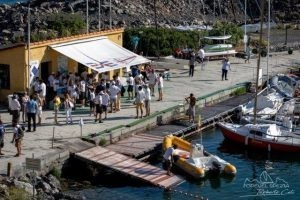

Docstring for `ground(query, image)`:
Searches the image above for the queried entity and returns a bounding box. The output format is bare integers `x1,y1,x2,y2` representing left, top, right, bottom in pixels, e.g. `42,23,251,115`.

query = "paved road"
1,51,300,175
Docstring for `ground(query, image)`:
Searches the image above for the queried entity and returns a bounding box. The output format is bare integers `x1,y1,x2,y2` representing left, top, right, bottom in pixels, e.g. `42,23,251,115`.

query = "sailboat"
218,0,300,153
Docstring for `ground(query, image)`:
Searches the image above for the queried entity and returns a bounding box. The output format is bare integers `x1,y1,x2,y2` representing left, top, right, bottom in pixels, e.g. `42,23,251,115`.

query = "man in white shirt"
163,145,177,175
94,91,103,123
148,69,157,96
157,74,164,101
39,79,46,108
79,77,86,107
108,81,120,113
100,90,110,120
10,95,21,124
198,47,206,70
126,73,134,100
144,84,151,116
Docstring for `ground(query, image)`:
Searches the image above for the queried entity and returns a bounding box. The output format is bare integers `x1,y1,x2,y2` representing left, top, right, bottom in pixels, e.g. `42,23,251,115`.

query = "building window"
0,64,10,89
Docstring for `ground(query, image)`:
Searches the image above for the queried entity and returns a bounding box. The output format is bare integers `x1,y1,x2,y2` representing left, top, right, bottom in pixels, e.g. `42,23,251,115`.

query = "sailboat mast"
244,0,247,52
253,0,266,124
267,0,271,94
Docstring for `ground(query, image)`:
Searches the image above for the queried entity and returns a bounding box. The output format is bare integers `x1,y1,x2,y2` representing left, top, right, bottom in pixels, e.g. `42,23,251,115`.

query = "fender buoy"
245,136,249,146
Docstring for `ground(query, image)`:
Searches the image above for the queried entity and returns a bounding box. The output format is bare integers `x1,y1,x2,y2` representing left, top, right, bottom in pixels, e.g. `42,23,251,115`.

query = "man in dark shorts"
94,92,103,123
127,73,134,100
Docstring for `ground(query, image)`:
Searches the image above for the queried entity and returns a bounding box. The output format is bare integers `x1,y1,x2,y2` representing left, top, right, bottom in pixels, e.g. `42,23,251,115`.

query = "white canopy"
50,36,150,73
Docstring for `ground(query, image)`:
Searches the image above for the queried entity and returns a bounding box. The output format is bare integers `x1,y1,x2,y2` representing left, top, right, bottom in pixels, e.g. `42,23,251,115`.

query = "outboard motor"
190,143,204,159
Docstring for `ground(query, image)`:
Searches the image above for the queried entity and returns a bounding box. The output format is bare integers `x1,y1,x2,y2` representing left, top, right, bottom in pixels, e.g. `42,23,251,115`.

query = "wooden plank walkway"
74,146,183,189
106,133,163,158
106,125,186,158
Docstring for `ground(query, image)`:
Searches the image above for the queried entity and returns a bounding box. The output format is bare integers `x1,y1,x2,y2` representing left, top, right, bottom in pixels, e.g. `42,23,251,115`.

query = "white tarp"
50,36,150,73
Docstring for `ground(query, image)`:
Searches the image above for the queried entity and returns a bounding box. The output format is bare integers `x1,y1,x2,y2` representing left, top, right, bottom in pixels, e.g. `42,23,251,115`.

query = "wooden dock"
74,146,184,189
106,133,163,158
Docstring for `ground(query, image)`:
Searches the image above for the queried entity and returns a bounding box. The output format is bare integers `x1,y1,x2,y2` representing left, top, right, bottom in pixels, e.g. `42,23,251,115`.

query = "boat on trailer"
203,35,237,58
163,135,236,178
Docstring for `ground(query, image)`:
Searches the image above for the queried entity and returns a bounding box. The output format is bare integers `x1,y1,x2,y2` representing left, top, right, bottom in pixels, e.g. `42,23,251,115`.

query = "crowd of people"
8,64,167,128
1,64,170,157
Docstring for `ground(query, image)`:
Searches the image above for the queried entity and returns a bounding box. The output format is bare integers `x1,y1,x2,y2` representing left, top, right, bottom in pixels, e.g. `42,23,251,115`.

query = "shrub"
99,138,107,146
124,22,243,57
232,87,246,96
50,167,61,179
47,12,85,37
8,187,31,200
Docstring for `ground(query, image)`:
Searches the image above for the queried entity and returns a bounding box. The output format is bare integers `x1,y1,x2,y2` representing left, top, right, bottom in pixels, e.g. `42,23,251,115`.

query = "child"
53,92,61,124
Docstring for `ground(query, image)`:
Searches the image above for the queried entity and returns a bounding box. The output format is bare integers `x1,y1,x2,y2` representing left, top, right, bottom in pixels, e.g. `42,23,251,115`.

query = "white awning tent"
50,36,150,73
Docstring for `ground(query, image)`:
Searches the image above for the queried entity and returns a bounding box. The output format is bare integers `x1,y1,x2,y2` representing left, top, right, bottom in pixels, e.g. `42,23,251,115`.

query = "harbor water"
67,128,299,200
1,0,27,5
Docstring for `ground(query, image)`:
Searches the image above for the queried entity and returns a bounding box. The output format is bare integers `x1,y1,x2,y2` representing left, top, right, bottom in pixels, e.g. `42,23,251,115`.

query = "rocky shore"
0,173,85,200
0,0,299,46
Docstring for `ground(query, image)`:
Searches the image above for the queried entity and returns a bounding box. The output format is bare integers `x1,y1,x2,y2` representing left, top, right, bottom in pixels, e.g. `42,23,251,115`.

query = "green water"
70,128,299,200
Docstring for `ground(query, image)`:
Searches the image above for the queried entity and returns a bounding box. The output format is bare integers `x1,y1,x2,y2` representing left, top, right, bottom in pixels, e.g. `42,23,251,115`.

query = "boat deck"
74,146,184,189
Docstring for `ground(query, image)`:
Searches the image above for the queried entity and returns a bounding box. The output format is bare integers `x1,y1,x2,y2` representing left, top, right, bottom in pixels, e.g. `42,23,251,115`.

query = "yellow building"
0,28,149,102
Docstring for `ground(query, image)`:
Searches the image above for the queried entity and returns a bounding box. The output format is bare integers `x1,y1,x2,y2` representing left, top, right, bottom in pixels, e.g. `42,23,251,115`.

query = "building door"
40,62,50,83
78,63,86,76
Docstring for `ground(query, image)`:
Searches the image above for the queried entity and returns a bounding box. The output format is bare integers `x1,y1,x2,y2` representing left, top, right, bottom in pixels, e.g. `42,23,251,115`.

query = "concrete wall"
0,45,26,100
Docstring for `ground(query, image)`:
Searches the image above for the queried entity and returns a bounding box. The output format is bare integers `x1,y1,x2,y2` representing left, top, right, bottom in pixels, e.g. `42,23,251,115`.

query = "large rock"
0,184,9,198
14,180,36,196
46,174,61,190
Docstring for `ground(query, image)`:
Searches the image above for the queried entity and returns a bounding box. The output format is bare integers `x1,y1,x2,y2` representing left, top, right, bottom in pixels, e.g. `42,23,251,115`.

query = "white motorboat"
163,135,236,178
